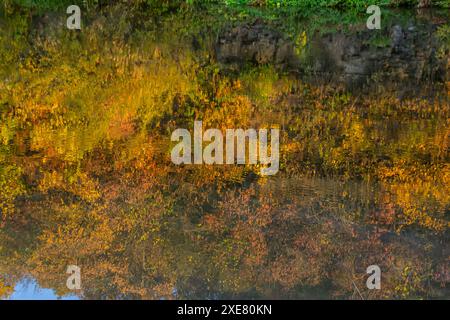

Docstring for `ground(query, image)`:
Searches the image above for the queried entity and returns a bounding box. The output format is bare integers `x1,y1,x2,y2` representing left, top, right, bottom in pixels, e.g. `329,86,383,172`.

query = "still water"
0,4,448,299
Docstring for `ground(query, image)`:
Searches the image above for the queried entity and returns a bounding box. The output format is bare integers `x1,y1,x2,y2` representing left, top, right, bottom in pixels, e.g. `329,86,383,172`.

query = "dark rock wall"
215,20,448,92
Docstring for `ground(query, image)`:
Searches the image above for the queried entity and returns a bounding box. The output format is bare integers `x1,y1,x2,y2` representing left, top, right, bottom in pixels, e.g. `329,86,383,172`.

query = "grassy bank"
4,0,450,12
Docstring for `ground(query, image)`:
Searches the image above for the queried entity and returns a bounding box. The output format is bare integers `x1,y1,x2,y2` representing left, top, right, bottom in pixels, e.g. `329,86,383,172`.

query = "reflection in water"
0,3,448,300
7,279,78,300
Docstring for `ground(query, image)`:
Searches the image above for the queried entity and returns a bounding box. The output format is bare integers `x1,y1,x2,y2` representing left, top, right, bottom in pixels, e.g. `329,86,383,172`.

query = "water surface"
0,4,448,300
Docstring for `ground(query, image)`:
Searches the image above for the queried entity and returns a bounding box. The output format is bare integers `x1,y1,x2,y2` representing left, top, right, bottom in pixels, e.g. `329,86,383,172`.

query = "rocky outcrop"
215,20,448,92
215,20,297,69
308,23,448,89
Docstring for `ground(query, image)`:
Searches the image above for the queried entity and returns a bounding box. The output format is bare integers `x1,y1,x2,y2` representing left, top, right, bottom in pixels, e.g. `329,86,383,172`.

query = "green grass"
4,0,450,11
